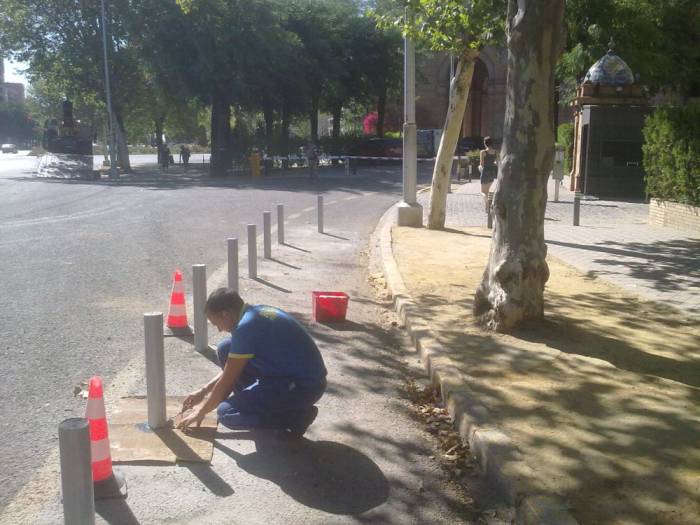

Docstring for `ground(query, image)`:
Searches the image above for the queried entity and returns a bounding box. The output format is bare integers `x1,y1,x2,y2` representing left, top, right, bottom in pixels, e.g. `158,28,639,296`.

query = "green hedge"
557,122,574,175
643,103,700,206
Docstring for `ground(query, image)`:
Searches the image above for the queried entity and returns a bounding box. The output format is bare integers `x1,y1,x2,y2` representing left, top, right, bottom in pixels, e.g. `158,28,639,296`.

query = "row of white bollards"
59,195,327,523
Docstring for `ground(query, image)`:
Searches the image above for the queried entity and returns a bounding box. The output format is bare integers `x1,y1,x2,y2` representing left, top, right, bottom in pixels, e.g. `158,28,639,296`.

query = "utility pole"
100,0,118,178
397,10,422,227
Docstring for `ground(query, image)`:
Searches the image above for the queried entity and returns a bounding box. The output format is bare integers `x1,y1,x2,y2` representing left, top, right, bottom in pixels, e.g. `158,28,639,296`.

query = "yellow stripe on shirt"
228,353,254,359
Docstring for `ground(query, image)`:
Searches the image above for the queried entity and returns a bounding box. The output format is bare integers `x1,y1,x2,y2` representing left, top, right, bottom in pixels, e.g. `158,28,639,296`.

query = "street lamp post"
100,0,118,178
397,16,422,227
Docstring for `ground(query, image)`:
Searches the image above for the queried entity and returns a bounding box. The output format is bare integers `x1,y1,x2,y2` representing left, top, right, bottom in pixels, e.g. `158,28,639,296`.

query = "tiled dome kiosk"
569,43,649,198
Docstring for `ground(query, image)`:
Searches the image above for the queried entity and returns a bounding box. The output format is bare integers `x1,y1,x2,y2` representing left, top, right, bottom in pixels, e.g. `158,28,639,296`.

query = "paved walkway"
417,176,700,317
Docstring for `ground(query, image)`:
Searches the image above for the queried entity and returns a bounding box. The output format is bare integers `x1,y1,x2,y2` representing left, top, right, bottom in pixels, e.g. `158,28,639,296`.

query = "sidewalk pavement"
377,177,700,524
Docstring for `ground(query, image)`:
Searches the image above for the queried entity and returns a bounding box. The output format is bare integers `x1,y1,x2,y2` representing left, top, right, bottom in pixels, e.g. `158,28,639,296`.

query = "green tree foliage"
557,122,574,174
0,101,37,144
559,0,700,101
643,103,700,206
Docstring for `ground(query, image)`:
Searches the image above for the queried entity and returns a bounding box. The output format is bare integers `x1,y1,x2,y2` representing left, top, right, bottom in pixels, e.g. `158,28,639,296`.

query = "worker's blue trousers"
215,337,326,430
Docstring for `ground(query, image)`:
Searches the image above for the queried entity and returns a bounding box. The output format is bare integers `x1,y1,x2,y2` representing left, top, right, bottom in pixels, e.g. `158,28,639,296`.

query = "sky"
3,59,28,85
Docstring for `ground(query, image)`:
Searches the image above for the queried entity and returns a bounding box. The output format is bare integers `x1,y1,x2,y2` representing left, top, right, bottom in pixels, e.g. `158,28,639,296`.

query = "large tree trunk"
281,96,290,169
473,0,565,332
154,115,165,166
263,95,274,141
331,101,342,139
309,92,319,142
114,112,131,173
210,91,231,176
376,81,387,138
427,51,478,229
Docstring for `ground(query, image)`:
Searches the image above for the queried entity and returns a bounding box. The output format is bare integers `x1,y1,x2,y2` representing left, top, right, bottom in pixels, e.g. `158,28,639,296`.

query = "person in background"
479,136,498,213
179,144,191,171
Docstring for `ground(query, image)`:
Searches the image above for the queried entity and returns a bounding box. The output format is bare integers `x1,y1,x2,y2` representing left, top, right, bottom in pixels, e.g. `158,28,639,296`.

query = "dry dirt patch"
392,226,700,525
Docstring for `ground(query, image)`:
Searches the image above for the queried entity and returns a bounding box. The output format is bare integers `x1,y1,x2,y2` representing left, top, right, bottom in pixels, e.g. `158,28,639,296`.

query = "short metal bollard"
247,224,257,278
487,192,494,229
344,157,350,176
59,418,95,525
144,312,167,429
263,212,272,259
276,204,284,244
573,192,581,226
228,238,238,292
317,195,324,233
192,264,207,352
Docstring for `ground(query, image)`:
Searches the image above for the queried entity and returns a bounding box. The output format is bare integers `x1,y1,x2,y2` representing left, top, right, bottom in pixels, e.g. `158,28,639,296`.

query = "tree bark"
331,101,342,139
154,115,165,166
376,82,387,138
427,51,478,229
263,95,274,141
281,96,290,169
114,112,131,173
210,91,231,176
309,92,319,142
473,0,565,332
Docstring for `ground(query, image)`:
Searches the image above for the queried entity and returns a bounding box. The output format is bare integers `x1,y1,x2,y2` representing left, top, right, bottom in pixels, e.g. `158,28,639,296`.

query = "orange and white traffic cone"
86,376,127,499
165,270,193,336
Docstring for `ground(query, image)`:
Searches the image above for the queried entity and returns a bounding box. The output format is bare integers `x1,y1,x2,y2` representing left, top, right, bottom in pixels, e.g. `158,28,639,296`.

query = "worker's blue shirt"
226,305,326,386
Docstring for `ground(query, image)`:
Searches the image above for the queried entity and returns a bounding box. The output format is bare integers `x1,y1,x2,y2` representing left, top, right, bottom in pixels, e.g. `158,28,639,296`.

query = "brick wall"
649,199,700,233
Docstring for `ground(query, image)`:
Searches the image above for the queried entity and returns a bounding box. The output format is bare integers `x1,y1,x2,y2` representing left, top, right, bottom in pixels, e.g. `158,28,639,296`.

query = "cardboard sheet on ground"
109,396,217,464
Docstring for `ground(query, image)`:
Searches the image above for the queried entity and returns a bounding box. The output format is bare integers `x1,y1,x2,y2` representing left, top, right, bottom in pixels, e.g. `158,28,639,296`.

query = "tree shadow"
214,433,389,515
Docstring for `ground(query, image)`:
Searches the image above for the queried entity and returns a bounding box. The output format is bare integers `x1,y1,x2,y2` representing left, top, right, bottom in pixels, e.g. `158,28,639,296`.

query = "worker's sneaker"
283,406,318,439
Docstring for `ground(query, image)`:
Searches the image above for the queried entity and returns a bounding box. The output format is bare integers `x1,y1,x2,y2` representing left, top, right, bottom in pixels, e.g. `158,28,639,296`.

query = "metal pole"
317,195,324,233
263,212,272,258
99,0,117,179
573,192,581,226
344,157,350,176
144,312,167,429
247,224,257,279
59,418,95,525
487,192,494,229
397,9,422,227
192,265,207,352
227,238,239,292
554,179,560,202
276,204,284,244
403,26,417,203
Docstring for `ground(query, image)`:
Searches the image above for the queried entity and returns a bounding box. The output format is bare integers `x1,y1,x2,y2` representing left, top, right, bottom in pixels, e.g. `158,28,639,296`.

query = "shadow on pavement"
214,433,389,515
96,498,141,525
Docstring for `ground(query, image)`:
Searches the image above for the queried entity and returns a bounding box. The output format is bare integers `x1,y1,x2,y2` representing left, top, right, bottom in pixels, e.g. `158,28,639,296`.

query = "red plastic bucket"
312,291,349,322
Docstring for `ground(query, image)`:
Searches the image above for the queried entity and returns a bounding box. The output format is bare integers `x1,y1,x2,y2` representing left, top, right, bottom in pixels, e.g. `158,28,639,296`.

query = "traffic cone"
165,270,193,336
85,376,127,499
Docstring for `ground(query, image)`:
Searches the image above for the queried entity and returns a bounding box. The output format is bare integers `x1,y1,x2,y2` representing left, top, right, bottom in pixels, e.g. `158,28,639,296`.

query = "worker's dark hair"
483,136,493,148
205,288,244,315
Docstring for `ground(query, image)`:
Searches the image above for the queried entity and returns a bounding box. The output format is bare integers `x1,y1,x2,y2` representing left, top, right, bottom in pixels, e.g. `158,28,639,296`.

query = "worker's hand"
182,388,206,412
176,406,205,431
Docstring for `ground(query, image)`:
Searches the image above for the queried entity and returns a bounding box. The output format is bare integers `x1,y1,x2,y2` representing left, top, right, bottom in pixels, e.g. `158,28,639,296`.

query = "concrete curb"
372,203,579,525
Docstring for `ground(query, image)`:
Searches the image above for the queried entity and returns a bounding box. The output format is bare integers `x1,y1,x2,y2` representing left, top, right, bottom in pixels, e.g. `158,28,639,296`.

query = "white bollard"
247,224,257,279
276,204,284,244
144,312,167,429
59,418,95,525
228,238,239,292
263,211,272,259
554,180,560,203
317,195,324,233
193,264,207,352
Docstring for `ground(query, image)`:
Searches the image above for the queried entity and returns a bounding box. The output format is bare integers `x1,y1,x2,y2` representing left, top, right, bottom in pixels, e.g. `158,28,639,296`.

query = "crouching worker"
176,288,326,438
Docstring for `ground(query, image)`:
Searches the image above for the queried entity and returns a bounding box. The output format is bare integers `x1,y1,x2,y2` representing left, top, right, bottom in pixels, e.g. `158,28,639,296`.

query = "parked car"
1,144,19,153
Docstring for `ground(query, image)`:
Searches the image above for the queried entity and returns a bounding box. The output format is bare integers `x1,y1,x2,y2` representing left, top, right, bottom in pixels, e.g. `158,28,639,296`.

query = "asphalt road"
0,155,454,519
